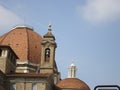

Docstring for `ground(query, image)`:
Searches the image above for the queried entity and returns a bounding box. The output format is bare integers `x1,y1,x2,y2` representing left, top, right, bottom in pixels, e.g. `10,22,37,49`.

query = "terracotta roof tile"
0,26,42,64
56,78,90,90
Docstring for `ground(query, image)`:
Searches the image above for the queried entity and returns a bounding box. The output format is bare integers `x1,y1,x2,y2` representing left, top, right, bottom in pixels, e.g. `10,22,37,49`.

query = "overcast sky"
0,0,120,89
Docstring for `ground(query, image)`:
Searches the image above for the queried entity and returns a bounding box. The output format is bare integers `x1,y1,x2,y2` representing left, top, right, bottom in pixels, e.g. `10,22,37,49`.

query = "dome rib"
25,29,30,60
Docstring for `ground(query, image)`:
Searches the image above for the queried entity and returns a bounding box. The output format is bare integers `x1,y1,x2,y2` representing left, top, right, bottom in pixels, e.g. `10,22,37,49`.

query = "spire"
43,24,55,40
68,61,77,78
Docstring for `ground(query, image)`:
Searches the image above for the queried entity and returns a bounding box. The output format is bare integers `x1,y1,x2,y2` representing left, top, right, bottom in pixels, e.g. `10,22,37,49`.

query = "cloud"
0,5,23,33
77,0,120,23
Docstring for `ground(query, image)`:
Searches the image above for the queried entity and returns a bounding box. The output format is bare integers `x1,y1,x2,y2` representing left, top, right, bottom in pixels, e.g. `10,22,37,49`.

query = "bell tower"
40,24,57,73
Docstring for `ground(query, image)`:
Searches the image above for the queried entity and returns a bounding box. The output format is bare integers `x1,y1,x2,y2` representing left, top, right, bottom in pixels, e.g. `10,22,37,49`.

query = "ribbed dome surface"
0,26,42,64
56,78,90,90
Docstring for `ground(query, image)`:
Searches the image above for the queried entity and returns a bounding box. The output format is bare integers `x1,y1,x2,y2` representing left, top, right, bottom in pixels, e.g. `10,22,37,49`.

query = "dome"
0,26,42,64
56,78,90,90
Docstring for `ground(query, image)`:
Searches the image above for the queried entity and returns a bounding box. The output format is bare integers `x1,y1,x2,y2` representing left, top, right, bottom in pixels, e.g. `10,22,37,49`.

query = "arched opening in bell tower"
45,48,50,62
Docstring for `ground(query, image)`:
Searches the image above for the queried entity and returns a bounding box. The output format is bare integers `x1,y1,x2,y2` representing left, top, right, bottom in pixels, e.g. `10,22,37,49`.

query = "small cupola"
68,62,77,78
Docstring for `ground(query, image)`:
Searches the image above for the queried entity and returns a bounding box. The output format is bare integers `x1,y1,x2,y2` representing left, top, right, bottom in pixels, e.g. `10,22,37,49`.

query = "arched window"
45,48,50,62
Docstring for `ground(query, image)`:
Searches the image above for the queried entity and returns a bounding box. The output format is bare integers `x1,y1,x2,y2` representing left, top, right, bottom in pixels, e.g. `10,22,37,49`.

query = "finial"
48,23,52,31
70,60,75,66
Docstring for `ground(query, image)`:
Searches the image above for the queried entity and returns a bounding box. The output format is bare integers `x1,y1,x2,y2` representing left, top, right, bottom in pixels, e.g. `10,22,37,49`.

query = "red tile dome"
56,78,90,90
0,26,42,64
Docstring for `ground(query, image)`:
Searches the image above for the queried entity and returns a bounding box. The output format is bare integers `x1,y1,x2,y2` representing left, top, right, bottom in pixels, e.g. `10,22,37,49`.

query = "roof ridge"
25,29,30,60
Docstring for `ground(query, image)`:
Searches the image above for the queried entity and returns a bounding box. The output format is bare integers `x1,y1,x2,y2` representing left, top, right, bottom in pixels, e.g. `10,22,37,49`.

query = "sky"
0,0,120,89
